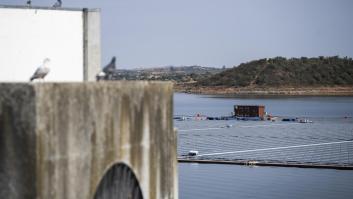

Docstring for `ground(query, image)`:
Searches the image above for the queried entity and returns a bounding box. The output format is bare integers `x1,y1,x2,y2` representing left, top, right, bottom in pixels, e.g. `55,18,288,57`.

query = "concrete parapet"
0,82,177,199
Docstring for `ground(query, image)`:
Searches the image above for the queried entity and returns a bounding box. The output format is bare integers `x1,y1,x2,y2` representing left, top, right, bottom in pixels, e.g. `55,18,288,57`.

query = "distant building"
234,105,265,120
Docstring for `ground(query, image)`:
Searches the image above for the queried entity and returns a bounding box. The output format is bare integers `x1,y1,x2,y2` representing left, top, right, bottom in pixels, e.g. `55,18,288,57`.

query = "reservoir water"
175,93,353,199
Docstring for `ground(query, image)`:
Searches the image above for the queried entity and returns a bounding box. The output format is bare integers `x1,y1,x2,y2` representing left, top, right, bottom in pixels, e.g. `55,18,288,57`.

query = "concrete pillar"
0,82,177,199
83,9,102,81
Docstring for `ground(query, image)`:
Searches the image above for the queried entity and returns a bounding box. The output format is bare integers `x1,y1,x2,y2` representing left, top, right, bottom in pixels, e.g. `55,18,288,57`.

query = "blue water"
174,93,353,118
175,93,353,199
179,163,353,199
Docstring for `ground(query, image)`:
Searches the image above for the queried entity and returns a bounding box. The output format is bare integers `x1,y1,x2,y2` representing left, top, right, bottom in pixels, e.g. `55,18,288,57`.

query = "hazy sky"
3,0,353,68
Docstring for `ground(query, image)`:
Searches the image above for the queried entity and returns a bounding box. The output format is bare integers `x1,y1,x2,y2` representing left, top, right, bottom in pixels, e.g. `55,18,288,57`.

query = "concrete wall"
0,82,177,199
0,6,101,82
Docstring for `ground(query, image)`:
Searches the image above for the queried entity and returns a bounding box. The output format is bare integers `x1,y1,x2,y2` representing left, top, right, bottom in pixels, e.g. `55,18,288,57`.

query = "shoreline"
174,84,353,96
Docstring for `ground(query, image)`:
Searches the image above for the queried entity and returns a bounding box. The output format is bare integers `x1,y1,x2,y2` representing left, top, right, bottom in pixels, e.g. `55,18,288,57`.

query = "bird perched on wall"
103,56,116,74
26,0,31,7
101,57,117,80
30,58,51,82
53,0,62,8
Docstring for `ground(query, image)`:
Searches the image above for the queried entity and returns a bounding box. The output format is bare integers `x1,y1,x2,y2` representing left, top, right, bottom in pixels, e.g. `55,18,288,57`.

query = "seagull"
26,0,31,7
53,0,62,8
30,58,51,82
103,56,116,74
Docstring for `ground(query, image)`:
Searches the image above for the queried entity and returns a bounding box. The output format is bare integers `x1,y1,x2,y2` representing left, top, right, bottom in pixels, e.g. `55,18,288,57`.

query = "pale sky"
3,0,353,68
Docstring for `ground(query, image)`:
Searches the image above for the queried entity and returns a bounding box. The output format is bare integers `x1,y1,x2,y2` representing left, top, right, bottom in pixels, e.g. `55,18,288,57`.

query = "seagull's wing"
31,67,41,79
30,66,50,81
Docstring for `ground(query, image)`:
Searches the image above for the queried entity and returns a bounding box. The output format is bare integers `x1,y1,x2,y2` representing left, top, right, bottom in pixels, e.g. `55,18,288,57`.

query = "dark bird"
26,0,31,6
53,0,62,8
30,58,51,82
103,56,116,74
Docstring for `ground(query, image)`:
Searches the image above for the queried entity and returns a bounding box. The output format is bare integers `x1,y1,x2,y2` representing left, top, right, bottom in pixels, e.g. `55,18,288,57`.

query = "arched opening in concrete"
94,163,143,199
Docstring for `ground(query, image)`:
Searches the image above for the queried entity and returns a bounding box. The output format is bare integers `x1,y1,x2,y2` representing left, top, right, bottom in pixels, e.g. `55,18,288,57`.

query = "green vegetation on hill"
197,56,353,87
113,65,223,82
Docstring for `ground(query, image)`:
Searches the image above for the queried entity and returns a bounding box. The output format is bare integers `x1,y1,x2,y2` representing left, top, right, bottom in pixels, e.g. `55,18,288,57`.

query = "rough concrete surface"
83,9,101,81
0,82,177,199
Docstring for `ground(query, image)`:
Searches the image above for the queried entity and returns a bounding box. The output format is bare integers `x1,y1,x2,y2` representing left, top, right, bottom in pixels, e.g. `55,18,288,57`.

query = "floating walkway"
178,122,302,132
195,140,353,157
179,140,353,170
178,159,353,170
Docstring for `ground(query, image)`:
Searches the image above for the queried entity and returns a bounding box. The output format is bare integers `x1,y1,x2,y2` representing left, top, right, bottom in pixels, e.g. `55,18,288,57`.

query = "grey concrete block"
0,82,177,199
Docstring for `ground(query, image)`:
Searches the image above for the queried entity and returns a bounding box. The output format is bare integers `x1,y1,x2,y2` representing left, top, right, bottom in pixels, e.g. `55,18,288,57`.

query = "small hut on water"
234,105,265,120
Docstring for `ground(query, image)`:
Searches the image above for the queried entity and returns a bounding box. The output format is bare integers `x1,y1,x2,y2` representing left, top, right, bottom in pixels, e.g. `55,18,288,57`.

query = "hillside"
110,65,223,82
197,56,353,87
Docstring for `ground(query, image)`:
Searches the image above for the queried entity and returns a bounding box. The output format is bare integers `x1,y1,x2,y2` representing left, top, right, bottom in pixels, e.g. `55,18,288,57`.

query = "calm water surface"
175,93,353,118
179,163,353,199
175,93,353,199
